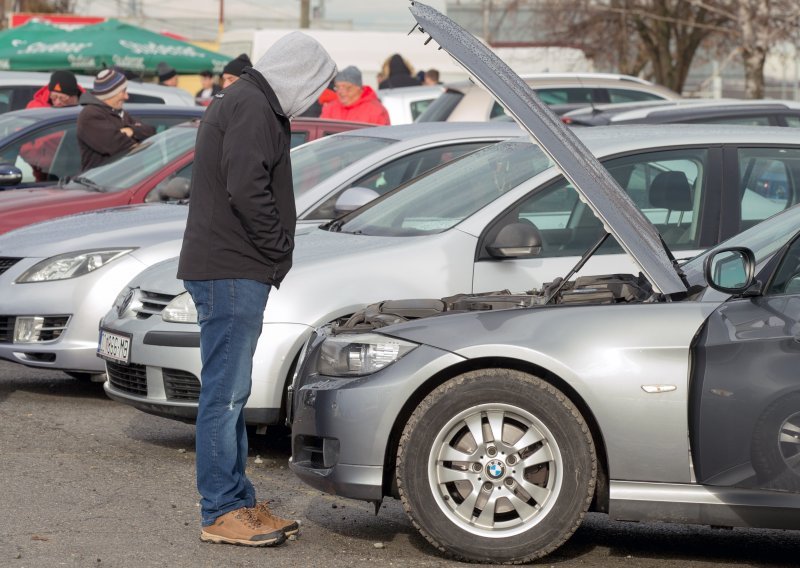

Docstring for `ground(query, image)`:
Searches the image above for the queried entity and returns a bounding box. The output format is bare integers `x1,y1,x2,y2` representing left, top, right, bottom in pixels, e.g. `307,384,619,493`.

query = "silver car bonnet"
0,204,188,258
408,1,688,296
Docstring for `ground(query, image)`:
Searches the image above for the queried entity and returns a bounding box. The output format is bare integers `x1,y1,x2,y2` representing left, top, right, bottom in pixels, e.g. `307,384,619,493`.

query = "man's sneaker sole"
200,529,286,547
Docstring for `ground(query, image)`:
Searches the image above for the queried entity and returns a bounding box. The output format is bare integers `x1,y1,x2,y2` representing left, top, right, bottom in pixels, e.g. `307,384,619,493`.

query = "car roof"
329,121,522,142
440,74,679,97
0,71,197,105
0,104,204,120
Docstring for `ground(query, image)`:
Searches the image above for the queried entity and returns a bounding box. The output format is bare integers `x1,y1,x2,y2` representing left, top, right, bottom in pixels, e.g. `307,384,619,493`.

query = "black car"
561,99,800,127
0,104,204,190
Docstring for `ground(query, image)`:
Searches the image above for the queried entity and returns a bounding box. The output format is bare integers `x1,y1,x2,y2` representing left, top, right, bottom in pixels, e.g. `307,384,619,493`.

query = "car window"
0,122,79,183
766,234,800,295
607,89,665,103
410,98,435,120
304,142,489,220
126,93,164,104
535,88,595,106
63,126,198,192
689,115,771,126
0,86,38,113
415,90,464,122
738,147,800,231
140,115,195,134
783,115,800,127
290,135,396,197
485,148,708,258
291,131,309,147
335,140,553,236
0,114,37,138
145,162,193,203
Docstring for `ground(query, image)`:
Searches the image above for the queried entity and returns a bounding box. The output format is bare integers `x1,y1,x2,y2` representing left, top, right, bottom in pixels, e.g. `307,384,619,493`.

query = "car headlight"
317,332,418,377
16,249,134,283
162,292,198,323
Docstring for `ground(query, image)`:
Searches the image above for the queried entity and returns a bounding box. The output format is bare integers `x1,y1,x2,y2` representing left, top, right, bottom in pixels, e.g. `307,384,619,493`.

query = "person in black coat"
378,53,421,89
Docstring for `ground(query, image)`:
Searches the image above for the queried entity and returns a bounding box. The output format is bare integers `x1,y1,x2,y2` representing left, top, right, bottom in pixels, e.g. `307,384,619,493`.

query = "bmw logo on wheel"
486,460,505,479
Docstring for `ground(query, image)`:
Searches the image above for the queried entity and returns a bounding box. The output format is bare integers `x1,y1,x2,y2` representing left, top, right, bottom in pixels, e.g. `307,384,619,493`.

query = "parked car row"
0,7,799,564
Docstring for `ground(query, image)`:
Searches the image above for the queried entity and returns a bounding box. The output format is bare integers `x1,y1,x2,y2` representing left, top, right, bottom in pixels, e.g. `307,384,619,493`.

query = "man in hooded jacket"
177,31,336,547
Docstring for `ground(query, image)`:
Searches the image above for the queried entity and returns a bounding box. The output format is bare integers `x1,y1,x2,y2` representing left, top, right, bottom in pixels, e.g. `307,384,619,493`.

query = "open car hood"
408,1,687,296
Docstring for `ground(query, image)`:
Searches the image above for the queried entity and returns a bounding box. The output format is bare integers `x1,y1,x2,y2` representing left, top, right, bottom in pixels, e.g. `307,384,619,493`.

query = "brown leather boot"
254,500,300,536
200,507,286,546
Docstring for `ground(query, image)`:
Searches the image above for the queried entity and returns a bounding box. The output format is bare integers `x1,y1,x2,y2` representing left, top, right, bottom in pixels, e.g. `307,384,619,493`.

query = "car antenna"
577,75,600,116
544,232,610,304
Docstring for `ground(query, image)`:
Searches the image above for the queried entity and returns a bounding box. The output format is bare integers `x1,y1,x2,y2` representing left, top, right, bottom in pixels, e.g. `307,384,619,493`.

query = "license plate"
97,329,132,364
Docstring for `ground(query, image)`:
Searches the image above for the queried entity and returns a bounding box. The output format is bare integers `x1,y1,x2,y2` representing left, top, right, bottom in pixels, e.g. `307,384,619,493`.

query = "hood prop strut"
544,232,610,304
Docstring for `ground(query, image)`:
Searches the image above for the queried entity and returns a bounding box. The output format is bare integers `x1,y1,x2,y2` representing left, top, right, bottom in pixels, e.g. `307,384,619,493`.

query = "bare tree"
690,1,800,98
542,1,728,93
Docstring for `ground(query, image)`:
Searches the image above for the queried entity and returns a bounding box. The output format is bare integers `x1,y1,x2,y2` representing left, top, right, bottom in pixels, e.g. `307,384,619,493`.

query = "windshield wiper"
71,175,104,192
325,218,345,232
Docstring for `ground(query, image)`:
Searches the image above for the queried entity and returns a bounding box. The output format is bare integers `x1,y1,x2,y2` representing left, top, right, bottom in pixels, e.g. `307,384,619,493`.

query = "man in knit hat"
76,68,156,172
178,31,336,547
320,65,390,125
220,53,252,88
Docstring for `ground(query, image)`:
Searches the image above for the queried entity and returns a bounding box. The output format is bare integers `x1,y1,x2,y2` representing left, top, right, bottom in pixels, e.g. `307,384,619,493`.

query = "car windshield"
332,140,553,236
63,125,197,192
291,134,396,197
682,204,800,287
0,114,37,139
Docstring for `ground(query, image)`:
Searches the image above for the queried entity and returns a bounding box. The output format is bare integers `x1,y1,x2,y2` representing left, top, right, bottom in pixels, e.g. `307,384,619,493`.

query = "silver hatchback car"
287,3,800,564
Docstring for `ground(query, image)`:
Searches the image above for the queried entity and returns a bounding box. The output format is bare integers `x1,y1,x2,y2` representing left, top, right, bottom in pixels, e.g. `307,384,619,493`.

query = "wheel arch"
382,356,610,513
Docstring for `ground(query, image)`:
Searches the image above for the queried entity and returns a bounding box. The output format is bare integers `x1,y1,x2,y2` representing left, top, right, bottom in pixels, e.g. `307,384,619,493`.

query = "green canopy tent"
0,19,229,75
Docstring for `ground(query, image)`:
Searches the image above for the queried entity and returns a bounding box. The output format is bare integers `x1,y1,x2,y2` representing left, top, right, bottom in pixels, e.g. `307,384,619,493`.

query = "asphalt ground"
1,359,799,568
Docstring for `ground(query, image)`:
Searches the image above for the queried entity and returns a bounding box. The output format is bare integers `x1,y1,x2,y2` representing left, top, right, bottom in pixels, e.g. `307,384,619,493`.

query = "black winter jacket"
76,93,155,171
177,68,296,287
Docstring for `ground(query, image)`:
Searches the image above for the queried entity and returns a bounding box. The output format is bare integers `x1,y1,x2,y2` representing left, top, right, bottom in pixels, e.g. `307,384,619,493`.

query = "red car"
0,118,370,234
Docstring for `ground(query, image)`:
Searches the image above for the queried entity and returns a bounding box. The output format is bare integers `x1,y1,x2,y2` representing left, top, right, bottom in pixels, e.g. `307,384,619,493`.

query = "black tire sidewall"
397,370,596,563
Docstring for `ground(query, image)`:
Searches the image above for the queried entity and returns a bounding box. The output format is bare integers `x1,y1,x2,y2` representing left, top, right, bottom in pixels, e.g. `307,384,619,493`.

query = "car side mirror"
486,222,543,259
334,186,380,215
704,247,757,295
0,163,23,187
159,177,190,201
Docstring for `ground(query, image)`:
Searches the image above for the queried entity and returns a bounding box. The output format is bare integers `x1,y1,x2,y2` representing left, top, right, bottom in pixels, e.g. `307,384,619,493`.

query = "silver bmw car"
286,2,800,563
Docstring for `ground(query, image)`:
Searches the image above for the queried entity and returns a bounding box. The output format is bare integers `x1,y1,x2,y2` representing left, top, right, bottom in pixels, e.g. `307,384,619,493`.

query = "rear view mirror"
487,222,543,259
334,186,380,215
704,247,757,294
159,177,190,201
0,163,23,187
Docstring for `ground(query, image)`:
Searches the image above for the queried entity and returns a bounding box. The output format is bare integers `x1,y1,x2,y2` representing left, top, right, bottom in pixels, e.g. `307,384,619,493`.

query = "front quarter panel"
385,301,719,482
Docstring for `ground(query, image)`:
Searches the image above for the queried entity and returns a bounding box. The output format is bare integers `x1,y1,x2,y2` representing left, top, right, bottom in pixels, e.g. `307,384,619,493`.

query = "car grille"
164,368,201,401
106,361,147,396
134,290,178,319
0,257,22,277
0,315,70,343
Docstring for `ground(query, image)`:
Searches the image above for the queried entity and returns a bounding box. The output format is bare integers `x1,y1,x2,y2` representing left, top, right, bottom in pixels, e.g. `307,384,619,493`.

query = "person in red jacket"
20,71,85,181
320,65,390,125
26,70,83,109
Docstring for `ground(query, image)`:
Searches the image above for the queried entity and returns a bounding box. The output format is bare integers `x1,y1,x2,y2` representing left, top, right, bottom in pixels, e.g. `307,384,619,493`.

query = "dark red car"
0,118,370,234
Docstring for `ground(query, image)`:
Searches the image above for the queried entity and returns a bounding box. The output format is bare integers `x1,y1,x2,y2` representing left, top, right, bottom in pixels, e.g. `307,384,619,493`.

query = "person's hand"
120,127,134,137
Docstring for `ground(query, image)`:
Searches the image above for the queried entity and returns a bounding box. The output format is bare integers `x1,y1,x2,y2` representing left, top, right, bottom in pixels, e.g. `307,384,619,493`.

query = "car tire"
751,392,800,491
396,369,596,563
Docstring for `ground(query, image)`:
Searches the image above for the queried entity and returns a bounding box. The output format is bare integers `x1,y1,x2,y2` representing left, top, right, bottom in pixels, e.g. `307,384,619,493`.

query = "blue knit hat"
93,68,127,100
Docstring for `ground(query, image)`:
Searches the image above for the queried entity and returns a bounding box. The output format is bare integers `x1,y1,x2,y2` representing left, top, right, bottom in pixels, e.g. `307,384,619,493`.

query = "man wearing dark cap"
26,70,83,109
156,62,179,87
221,53,252,89
320,65,390,125
76,68,156,172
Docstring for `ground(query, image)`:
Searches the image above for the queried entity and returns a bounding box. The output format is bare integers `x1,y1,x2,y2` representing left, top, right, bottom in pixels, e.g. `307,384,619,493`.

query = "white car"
377,85,443,124
0,70,196,113
417,72,681,121
99,124,800,426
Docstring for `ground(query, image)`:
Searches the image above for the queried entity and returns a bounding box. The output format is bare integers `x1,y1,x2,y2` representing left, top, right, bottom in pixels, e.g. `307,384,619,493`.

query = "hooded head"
252,31,336,119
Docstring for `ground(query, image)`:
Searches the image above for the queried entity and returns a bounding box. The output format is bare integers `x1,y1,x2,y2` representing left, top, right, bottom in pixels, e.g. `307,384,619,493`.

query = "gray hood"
408,1,688,297
252,31,337,119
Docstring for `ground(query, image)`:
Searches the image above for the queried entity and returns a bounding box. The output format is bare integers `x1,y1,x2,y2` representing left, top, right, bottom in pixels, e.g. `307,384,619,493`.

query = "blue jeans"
184,279,271,526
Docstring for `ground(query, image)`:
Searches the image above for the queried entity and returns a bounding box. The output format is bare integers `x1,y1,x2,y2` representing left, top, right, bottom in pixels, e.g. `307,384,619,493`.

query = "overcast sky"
75,0,448,32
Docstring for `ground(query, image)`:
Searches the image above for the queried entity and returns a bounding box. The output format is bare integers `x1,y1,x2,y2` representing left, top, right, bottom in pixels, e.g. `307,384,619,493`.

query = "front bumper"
0,254,147,373
289,329,465,501
100,310,315,426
